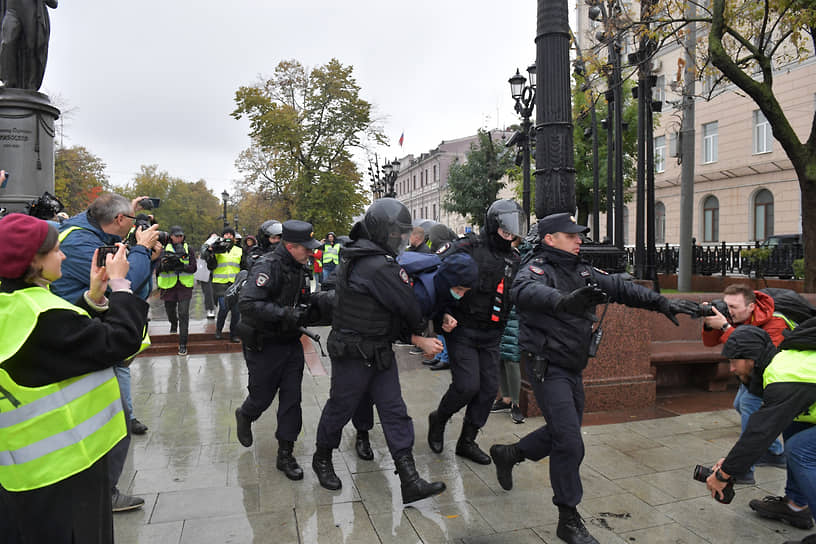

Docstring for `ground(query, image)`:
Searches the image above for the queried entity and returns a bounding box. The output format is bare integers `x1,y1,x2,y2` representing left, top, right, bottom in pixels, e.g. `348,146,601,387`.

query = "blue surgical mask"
449,288,463,300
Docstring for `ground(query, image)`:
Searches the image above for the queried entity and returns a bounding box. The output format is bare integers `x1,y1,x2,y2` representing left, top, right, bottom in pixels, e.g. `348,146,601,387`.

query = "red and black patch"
255,273,269,287
435,242,451,255
399,268,410,284
529,265,545,275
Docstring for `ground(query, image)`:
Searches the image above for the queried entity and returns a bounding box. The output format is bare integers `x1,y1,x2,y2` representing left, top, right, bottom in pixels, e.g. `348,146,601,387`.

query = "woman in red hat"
0,213,148,544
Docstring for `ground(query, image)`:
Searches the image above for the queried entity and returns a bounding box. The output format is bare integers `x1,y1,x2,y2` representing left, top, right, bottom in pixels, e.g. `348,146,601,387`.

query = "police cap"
538,213,589,236
282,220,321,249
169,225,184,236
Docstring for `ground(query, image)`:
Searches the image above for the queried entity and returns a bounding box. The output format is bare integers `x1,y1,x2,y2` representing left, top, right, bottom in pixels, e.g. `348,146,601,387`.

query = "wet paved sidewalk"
114,296,814,543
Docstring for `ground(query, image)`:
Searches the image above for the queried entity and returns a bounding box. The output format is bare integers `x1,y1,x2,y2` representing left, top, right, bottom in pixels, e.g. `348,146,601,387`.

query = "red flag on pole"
399,131,404,148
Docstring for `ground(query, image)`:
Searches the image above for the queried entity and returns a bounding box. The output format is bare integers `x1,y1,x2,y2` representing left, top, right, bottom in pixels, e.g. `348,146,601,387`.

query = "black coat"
510,244,667,373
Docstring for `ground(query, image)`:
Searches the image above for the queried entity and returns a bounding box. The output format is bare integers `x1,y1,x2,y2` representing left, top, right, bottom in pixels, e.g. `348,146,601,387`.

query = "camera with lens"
200,234,233,254
27,191,64,220
137,197,161,210
124,213,169,248
692,464,735,504
695,299,731,321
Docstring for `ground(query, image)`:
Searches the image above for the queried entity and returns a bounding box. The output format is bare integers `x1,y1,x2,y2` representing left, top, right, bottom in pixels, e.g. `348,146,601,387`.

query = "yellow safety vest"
773,311,797,331
212,246,243,284
0,287,127,492
763,349,816,424
322,243,340,266
157,243,194,289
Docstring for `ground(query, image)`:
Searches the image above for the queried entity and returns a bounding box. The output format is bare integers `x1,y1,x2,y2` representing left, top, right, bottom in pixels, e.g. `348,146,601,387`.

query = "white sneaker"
207,310,216,318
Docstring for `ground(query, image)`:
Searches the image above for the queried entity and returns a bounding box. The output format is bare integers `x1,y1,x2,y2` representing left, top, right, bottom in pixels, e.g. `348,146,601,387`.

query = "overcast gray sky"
42,1,541,196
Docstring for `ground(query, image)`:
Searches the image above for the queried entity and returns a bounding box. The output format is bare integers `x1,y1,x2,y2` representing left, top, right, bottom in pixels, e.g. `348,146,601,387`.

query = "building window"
623,206,629,245
655,201,666,244
753,110,773,154
433,165,438,182
425,169,429,186
703,121,718,163
413,175,416,190
412,209,416,219
703,195,719,242
654,135,666,173
654,75,665,105
433,203,437,220
754,189,774,241
669,132,678,158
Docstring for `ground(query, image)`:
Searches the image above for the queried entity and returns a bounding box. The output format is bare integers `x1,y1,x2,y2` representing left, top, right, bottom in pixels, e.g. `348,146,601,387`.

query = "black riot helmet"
364,198,413,255
484,199,526,239
257,220,282,249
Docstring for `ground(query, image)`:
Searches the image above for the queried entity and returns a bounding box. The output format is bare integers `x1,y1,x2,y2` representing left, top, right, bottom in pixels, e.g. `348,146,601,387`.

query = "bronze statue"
0,0,57,90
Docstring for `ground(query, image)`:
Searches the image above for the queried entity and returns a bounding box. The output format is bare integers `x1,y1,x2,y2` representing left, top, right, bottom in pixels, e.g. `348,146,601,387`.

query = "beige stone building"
575,4,813,247
392,129,515,235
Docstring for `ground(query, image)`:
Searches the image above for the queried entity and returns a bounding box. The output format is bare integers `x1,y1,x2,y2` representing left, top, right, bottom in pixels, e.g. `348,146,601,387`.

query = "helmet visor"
387,230,411,255
495,210,527,239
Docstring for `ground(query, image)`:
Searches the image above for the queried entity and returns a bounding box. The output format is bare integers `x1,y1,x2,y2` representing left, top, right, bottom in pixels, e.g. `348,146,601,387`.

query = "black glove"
282,307,308,330
658,298,699,326
556,286,607,321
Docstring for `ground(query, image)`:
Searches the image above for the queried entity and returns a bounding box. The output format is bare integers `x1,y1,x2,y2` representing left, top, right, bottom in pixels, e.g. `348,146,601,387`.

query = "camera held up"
124,213,169,248
200,233,233,254
692,465,735,504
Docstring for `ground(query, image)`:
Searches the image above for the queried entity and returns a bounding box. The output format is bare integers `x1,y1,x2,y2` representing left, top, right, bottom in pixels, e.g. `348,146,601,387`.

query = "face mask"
449,288,463,300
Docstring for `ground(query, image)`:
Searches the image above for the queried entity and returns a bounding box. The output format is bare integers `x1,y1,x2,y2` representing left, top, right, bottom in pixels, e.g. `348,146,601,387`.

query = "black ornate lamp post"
221,190,229,228
368,158,385,200
381,158,401,199
234,214,239,234
509,63,536,227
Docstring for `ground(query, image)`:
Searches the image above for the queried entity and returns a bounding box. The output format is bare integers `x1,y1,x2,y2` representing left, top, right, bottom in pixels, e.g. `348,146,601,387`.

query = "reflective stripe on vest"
58,225,92,244
763,349,816,424
212,246,243,283
322,244,339,266
773,311,798,331
0,287,126,491
157,243,194,289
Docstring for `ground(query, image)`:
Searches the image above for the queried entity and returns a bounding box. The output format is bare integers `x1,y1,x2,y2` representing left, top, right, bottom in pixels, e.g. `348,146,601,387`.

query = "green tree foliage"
54,146,110,215
232,58,382,236
572,75,639,229
443,130,516,228
120,165,223,247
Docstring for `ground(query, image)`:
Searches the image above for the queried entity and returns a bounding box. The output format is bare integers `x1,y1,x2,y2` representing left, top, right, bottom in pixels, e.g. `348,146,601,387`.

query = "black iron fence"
621,240,803,278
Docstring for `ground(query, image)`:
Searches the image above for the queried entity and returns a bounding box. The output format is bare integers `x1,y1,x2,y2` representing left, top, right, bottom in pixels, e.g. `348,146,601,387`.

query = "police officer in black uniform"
244,219,282,267
489,213,697,544
427,199,524,465
312,198,447,504
234,220,331,481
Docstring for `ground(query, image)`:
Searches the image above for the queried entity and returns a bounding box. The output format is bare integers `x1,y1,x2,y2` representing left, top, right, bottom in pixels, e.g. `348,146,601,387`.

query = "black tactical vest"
332,255,399,341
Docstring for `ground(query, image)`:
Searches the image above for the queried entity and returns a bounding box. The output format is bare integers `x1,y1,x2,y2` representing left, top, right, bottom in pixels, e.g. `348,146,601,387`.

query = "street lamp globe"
391,158,401,174
381,162,392,176
526,62,537,89
508,69,526,101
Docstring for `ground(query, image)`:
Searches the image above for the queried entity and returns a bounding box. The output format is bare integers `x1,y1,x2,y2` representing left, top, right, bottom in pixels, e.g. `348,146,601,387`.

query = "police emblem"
256,273,269,287
399,268,410,284
435,242,450,254
529,265,545,275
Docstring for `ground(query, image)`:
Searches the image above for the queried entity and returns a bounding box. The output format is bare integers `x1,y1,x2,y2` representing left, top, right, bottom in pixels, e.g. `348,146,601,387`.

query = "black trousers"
164,298,191,344
239,338,304,442
1,455,113,544
436,326,501,428
517,363,586,508
316,354,413,458
352,392,375,432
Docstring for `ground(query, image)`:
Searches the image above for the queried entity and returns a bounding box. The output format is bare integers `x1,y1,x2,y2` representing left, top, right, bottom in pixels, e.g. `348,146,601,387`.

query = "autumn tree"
443,130,517,228
232,58,383,236
54,146,110,215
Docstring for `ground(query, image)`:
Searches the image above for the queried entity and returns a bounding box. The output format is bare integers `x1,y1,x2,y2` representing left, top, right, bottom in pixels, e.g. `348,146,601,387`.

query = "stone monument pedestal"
0,88,60,214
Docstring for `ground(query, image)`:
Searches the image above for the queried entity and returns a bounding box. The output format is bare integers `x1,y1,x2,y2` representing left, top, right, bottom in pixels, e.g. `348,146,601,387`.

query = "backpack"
224,269,249,309
760,288,816,327
397,252,441,315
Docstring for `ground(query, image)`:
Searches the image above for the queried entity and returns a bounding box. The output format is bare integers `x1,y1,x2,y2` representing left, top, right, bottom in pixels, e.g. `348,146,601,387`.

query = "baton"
299,327,326,357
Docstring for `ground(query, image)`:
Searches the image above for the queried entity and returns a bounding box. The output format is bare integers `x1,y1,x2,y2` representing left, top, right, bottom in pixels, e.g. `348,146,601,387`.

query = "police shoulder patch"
435,242,450,254
255,273,269,287
529,265,545,275
399,268,410,284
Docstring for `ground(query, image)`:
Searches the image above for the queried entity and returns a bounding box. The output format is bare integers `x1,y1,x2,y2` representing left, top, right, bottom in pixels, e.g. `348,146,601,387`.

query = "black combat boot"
393,453,446,504
489,443,525,490
355,430,374,461
556,505,599,544
427,410,448,453
276,440,304,481
234,407,253,447
455,421,491,464
312,445,342,490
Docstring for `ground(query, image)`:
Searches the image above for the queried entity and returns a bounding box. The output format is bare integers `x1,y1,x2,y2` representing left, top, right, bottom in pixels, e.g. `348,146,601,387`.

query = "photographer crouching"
706,323,816,544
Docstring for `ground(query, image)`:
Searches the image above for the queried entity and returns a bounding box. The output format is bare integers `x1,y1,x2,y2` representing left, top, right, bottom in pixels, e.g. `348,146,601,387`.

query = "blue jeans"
436,335,448,363
115,365,133,418
734,384,783,474
783,422,816,510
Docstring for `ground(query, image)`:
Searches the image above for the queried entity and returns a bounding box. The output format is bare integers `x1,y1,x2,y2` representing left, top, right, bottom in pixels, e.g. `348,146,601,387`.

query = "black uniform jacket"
334,239,423,343
238,243,305,341
1,278,149,388
722,321,816,476
510,244,666,373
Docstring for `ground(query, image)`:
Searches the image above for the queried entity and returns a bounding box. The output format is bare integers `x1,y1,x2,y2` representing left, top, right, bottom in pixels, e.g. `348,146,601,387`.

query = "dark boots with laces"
312,445,342,490
489,442,525,490
276,440,303,481
455,421,491,464
394,453,446,504
557,505,599,544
